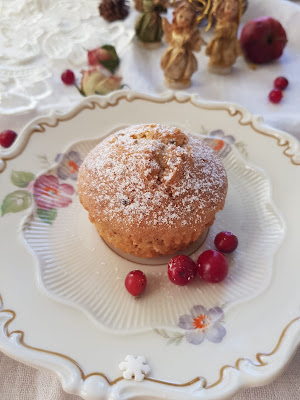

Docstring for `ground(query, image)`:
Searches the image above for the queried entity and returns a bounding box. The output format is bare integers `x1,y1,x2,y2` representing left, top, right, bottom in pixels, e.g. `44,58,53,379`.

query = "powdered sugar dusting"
78,124,227,230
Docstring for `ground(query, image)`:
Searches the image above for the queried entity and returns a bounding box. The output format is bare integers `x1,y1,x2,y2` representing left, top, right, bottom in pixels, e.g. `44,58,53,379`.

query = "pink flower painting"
33,175,75,210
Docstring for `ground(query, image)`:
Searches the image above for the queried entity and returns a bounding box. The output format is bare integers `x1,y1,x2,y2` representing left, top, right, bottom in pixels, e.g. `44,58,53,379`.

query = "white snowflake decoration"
119,355,150,382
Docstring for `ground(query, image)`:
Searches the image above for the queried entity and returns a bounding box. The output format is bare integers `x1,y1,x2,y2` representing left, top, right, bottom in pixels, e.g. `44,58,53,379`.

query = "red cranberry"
125,270,147,297
168,255,197,286
0,130,17,148
197,250,228,283
214,231,238,253
61,69,75,85
269,89,283,104
274,76,288,90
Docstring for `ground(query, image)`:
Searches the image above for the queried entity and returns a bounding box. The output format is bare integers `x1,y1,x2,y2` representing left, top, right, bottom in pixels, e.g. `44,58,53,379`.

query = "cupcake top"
78,124,227,234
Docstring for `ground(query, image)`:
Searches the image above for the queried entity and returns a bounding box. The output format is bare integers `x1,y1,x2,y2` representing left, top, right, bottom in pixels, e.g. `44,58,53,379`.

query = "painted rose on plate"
1,151,78,225
33,175,74,210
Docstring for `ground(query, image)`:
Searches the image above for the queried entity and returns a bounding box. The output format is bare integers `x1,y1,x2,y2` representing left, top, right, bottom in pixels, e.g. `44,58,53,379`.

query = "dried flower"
87,45,120,74
81,67,122,96
88,48,113,66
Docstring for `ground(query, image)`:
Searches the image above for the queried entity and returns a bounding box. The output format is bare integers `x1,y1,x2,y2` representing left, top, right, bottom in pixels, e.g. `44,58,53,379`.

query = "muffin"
78,124,228,258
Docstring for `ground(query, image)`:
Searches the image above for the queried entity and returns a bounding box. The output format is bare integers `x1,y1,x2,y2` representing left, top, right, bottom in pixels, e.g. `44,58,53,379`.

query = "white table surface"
1,0,300,399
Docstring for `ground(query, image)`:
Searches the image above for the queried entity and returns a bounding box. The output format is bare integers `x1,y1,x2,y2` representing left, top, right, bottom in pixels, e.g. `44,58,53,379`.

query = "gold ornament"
188,0,247,31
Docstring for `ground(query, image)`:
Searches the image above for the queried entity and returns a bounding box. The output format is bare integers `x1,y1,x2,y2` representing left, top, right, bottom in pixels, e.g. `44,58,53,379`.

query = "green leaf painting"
1,190,32,216
36,208,57,224
11,170,35,188
153,328,184,345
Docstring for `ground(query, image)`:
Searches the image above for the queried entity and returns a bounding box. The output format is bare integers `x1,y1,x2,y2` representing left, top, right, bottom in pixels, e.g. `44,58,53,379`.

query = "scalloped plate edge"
0,90,299,174
0,294,300,400
1,90,300,400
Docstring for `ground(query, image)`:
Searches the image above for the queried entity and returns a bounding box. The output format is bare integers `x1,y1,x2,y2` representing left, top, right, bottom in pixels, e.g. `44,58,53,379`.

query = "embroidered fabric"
0,0,134,114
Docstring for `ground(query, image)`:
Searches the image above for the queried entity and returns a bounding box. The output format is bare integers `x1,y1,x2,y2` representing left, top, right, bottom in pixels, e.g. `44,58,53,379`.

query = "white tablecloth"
1,0,300,399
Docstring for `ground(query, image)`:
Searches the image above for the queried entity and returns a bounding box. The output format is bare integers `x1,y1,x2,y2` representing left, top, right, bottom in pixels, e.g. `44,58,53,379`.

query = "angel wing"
162,18,173,43
190,30,206,52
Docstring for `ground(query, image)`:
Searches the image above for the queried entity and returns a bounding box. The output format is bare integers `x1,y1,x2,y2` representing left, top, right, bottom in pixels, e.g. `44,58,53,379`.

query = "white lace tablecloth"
1,0,300,399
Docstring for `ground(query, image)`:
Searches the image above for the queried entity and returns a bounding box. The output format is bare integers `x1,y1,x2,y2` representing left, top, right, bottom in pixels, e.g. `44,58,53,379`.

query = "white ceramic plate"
0,91,300,400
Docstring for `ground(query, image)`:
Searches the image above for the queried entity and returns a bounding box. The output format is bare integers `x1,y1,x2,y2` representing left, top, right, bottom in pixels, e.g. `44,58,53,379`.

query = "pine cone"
99,0,129,22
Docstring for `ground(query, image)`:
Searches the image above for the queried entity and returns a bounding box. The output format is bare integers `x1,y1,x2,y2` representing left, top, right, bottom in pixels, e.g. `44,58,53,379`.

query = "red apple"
240,17,287,64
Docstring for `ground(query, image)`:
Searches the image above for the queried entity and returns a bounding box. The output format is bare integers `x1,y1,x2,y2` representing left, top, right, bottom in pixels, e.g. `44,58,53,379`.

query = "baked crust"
78,124,228,257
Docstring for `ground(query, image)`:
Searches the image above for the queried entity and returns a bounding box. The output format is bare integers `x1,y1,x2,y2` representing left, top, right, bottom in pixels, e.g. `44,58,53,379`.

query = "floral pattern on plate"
55,151,82,180
1,150,81,224
154,305,226,346
179,305,226,345
201,129,248,159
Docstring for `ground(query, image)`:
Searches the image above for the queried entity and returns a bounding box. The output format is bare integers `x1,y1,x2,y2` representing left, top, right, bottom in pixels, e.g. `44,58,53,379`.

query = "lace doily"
0,0,134,114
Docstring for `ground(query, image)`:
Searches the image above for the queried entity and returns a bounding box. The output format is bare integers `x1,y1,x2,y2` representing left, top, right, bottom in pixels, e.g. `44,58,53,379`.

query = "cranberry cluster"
168,231,238,286
269,76,289,104
125,231,238,297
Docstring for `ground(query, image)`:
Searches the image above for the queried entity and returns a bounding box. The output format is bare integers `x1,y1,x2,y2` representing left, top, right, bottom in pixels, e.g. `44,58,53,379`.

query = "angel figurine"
161,2,204,89
205,0,242,74
135,0,169,48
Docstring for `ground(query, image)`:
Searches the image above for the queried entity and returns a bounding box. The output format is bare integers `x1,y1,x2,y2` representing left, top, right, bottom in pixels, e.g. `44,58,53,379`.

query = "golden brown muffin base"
94,218,215,258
